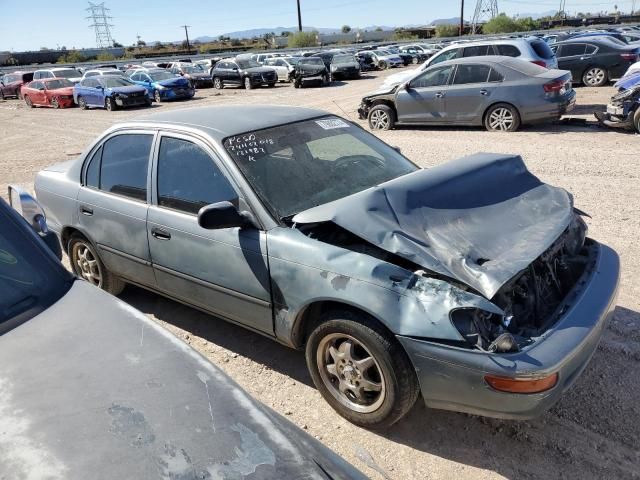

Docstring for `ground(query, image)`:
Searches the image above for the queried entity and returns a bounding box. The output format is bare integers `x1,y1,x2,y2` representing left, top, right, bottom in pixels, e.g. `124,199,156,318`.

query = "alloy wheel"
214,78,222,89
488,107,514,131
244,77,252,89
72,242,102,287
316,333,386,414
585,68,606,86
154,90,162,102
51,97,59,109
369,109,390,130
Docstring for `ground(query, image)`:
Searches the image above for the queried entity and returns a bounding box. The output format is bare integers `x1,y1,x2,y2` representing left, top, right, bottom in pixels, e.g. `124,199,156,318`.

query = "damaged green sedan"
33,105,620,428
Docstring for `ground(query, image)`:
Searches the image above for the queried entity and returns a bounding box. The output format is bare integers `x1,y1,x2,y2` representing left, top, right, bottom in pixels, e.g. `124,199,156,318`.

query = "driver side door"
394,65,454,124
147,132,273,334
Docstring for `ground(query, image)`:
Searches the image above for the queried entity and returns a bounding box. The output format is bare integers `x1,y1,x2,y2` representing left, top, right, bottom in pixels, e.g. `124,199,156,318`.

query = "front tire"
24,95,33,108
244,77,253,90
634,108,640,134
68,234,125,295
379,61,387,70
484,103,520,132
154,90,162,103
582,67,608,87
305,311,419,428
78,96,88,110
368,104,395,130
105,97,116,111
51,97,60,109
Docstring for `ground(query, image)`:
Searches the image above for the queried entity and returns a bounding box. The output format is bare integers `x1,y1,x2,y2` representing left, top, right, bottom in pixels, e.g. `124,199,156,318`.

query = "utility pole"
297,0,303,32
460,0,464,36
181,25,191,52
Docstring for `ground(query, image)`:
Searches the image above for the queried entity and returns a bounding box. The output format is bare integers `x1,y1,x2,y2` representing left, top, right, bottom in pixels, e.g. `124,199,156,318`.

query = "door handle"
435,92,445,98
80,206,93,216
151,228,171,241
480,89,489,96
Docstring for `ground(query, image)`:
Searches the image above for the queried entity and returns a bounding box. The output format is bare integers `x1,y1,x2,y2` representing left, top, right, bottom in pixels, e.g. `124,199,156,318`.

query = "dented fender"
266,227,502,347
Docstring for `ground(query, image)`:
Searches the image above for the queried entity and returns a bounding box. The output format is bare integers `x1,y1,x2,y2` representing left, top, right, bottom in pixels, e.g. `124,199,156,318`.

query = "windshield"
332,55,355,64
372,50,390,56
237,59,261,69
300,57,324,66
0,202,72,326
101,77,134,88
53,69,79,79
223,117,417,219
182,65,204,73
149,71,176,81
45,79,73,89
286,57,301,65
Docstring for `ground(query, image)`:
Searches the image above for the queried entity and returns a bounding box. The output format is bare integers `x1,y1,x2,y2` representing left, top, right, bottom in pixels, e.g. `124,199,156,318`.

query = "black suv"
551,36,639,86
211,58,277,90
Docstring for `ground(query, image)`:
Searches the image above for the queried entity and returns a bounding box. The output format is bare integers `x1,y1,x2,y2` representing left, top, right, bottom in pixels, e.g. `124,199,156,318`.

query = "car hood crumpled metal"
293,153,574,299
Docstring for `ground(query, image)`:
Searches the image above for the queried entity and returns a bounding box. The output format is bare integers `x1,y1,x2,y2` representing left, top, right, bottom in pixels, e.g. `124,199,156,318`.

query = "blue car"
128,68,195,103
73,76,151,111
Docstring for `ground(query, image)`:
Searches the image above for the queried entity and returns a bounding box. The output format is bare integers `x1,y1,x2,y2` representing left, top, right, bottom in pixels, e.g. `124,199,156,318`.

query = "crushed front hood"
293,153,574,299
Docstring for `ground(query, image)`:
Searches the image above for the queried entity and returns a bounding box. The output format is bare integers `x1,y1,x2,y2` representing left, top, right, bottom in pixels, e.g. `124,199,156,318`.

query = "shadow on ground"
122,285,640,479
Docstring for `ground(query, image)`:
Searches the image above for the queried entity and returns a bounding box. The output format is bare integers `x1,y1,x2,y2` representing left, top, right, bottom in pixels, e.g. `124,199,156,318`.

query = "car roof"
134,105,329,140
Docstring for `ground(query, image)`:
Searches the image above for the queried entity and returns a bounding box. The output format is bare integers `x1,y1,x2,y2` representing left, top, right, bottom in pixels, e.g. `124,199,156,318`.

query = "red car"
0,71,34,99
21,78,75,108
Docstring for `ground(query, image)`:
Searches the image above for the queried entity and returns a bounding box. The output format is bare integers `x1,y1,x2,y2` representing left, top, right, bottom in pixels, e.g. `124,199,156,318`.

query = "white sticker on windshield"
315,118,350,130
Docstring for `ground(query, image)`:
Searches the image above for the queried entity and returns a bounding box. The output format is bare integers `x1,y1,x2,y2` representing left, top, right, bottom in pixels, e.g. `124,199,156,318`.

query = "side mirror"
8,185,62,259
404,82,412,91
198,201,256,230
232,68,239,72
392,146,402,154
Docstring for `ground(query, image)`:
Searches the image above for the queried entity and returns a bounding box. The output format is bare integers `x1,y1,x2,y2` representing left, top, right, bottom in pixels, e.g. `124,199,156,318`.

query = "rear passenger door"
445,64,498,124
77,131,156,287
555,43,587,79
226,61,242,85
147,133,273,334
395,65,454,123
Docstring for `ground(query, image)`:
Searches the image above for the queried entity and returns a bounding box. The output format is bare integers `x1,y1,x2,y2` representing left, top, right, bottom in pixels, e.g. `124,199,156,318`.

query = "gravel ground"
1,68,639,480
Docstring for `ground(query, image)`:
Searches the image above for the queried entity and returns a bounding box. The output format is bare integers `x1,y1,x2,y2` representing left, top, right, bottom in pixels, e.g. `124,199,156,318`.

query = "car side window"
430,48,459,65
228,62,238,70
495,44,521,57
585,44,597,54
85,72,97,77
488,68,504,82
462,45,493,57
452,64,492,85
157,137,237,214
559,43,586,57
85,145,102,188
34,72,41,80
99,134,153,201
410,65,454,88
130,73,140,81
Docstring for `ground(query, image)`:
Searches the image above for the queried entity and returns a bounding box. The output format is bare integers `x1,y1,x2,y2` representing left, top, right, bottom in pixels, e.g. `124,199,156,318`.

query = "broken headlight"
450,308,519,353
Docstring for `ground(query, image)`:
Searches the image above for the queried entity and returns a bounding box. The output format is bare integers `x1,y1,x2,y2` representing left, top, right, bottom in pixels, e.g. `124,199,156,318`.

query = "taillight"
621,53,638,62
543,79,565,93
531,60,546,67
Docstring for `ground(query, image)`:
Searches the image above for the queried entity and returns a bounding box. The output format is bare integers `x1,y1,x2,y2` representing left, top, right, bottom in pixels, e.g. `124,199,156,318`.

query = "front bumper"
594,103,636,129
114,95,149,107
398,242,620,419
160,87,195,100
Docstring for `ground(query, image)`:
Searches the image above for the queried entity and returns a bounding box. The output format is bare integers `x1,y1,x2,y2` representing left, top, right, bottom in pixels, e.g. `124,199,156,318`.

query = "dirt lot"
1,68,639,479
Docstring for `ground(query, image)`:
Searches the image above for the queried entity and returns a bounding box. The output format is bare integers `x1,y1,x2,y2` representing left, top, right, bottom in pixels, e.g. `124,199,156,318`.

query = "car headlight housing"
450,308,519,353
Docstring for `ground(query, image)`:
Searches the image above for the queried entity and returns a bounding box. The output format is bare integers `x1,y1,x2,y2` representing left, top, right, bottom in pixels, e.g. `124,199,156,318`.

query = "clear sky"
0,0,636,51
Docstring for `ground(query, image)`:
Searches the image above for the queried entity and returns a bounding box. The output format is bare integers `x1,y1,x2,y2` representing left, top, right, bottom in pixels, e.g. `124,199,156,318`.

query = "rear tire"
582,67,608,87
68,234,125,296
368,104,395,131
244,77,253,90
78,96,88,110
634,108,640,134
213,77,223,90
105,97,116,111
305,310,419,429
379,61,387,70
484,103,520,132
154,90,162,103
51,97,60,109
24,95,33,108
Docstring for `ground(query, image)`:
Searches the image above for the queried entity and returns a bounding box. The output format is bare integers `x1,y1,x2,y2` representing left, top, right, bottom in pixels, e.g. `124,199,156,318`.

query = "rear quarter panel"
35,163,81,237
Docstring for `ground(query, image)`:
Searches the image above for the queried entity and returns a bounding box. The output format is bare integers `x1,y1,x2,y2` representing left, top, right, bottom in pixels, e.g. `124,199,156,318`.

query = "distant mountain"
430,17,460,26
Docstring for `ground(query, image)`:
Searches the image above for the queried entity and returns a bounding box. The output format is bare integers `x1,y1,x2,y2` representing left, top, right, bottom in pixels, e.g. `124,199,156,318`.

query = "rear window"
503,58,548,76
530,39,555,59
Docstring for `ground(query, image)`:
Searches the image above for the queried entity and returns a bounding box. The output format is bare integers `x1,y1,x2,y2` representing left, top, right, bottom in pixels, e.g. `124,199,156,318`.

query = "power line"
86,2,114,49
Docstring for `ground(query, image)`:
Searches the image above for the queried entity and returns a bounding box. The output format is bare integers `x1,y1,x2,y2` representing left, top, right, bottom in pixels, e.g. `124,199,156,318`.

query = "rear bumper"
523,90,577,123
398,242,620,419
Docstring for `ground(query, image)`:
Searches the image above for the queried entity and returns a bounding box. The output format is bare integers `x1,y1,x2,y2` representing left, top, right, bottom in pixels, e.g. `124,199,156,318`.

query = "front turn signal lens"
484,372,558,394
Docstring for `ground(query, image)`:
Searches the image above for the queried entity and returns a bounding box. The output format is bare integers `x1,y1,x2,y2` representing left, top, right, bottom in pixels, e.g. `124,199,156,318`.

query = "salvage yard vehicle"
292,57,330,88
329,54,361,80
359,56,575,132
32,105,619,428
0,71,34,99
364,49,404,69
264,57,299,82
168,63,214,88
81,68,128,80
0,191,367,480
33,67,83,84
594,72,640,132
73,76,151,111
21,78,75,109
551,36,640,86
211,58,278,90
128,68,195,102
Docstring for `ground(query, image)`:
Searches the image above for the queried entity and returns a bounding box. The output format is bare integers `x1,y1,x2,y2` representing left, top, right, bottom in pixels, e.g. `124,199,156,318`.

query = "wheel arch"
61,225,96,254
288,299,396,350
482,101,521,124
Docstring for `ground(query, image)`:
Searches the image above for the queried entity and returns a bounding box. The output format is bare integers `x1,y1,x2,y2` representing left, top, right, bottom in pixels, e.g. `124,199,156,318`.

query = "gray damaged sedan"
33,105,619,428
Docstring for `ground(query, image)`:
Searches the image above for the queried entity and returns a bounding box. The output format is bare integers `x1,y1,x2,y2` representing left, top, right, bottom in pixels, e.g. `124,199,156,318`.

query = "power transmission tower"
471,0,498,33
86,2,114,48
